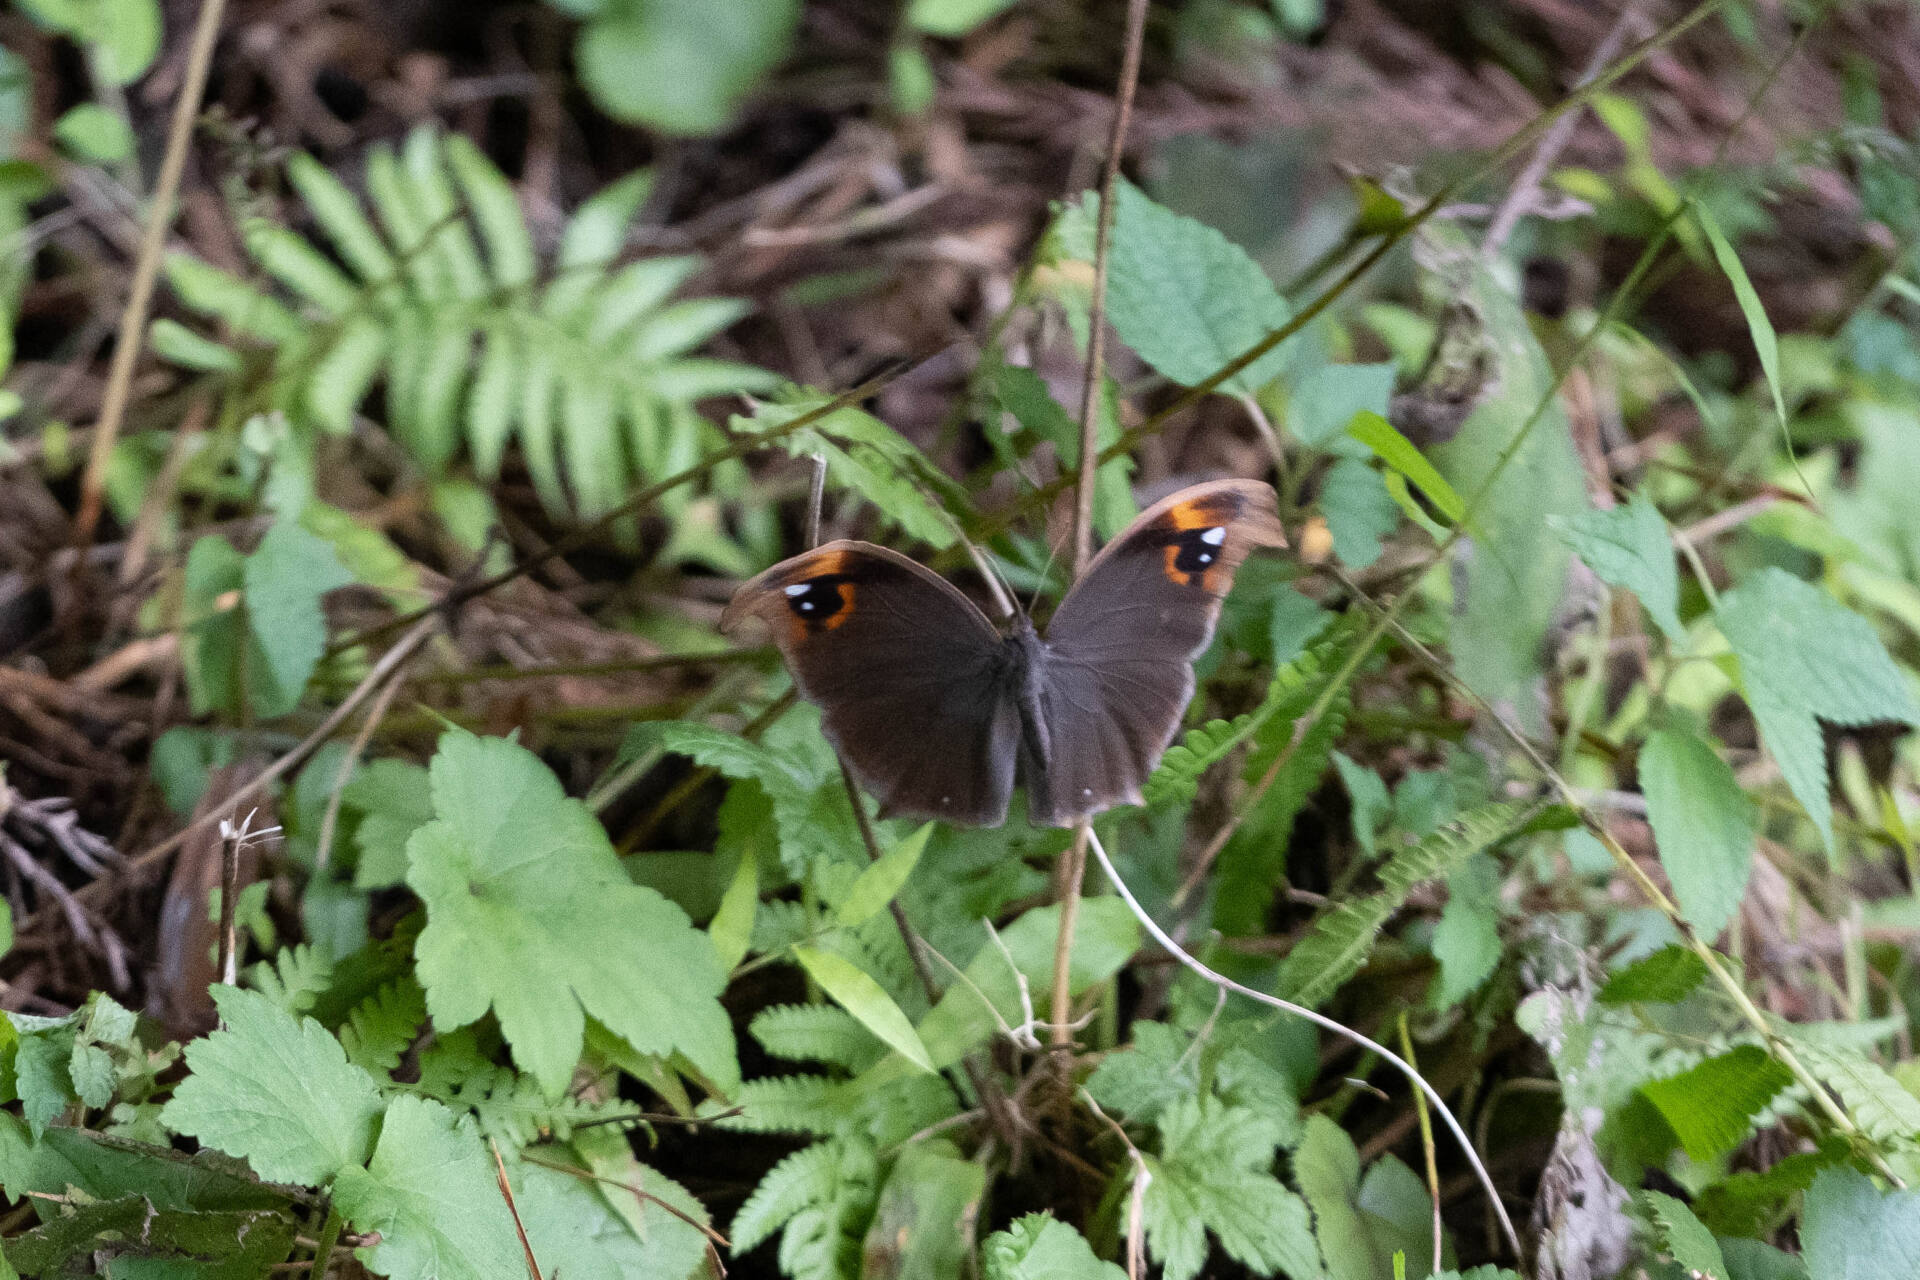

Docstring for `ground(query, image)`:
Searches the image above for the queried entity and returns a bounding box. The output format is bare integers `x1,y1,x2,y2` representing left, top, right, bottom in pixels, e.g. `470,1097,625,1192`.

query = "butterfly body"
722,479,1286,828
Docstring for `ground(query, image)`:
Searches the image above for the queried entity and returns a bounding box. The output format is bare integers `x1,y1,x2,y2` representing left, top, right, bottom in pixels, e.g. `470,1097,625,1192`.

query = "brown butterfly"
722,479,1286,827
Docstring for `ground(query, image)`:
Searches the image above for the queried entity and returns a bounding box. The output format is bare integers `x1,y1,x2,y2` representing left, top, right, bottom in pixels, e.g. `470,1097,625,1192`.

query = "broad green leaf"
1,1196,293,1277
1800,1167,1920,1280
1598,944,1708,1005
1143,1097,1322,1280
1550,494,1684,641
1427,853,1502,1009
983,1213,1127,1280
1796,1044,1920,1147
1428,238,1587,733
160,986,383,1185
1102,179,1298,395
514,1148,709,1280
93,0,161,85
12,1028,73,1141
916,899,1139,1068
860,1141,986,1276
51,104,131,163
1639,1045,1792,1162
1293,1114,1382,1280
1348,410,1466,524
793,945,933,1074
1718,567,1920,849
334,1095,522,1280
576,0,801,136
407,731,735,1096
1289,362,1396,449
1320,457,1399,569
1639,727,1758,938
1085,1021,1200,1125
1644,1190,1728,1279
709,844,760,973
836,822,932,927
241,517,353,718
909,0,1019,36
1695,202,1786,430
342,759,434,890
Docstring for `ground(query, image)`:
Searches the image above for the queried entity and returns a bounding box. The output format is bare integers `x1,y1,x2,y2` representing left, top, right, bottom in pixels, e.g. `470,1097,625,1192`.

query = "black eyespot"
1172,528,1226,580
783,579,848,624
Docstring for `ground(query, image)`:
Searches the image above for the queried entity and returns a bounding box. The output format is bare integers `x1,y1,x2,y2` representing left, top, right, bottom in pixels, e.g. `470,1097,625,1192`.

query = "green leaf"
915,900,1139,1069
836,822,932,927
1639,727,1758,938
860,1140,987,1277
407,731,735,1096
1796,1044,1920,1147
1320,457,1400,569
339,979,428,1077
1639,1045,1793,1162
751,1004,881,1071
1142,1097,1322,1280
1598,944,1708,1005
2,1196,293,1277
1277,803,1530,1008
1292,1114,1375,1280
1290,362,1396,449
1333,753,1390,856
1427,853,1502,1009
342,759,434,890
92,0,161,85
984,1213,1127,1280
1800,1167,1920,1280
995,364,1135,537
1086,1020,1199,1125
160,986,383,1185
909,0,1019,37
709,843,760,973
51,103,131,163
241,517,353,718
576,0,801,136
514,1149,708,1280
1644,1190,1728,1279
1718,567,1920,848
1102,179,1298,395
1550,494,1684,641
334,1095,523,1280
1347,410,1465,524
1695,202,1786,431
12,1028,73,1140
793,945,933,1074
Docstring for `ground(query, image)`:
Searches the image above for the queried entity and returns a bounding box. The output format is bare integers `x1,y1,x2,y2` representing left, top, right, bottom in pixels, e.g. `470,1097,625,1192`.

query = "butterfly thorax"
1001,615,1056,796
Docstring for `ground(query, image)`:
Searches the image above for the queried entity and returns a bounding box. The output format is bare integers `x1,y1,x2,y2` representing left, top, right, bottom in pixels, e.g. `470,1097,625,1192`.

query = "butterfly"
721,479,1286,827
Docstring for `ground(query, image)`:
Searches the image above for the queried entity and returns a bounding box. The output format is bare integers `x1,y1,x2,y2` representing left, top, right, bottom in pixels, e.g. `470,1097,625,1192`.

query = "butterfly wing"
722,540,1020,827
1028,479,1286,826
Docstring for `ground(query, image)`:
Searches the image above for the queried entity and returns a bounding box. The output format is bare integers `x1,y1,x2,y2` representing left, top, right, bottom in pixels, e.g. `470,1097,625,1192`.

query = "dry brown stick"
490,1139,546,1280
71,0,231,548
1051,0,1151,1065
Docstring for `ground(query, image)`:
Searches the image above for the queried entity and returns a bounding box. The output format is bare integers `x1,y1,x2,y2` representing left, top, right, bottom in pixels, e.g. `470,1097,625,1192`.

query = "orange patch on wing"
820,581,856,630
1160,546,1220,591
1159,495,1237,532
777,547,855,585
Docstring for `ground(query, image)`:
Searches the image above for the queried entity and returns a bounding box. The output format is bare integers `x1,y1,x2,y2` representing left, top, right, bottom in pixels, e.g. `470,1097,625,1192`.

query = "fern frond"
1275,801,1532,1009
1144,628,1346,810
722,1074,863,1136
750,1004,883,1072
337,978,427,1076
245,943,334,1016
731,1139,847,1254
159,127,779,546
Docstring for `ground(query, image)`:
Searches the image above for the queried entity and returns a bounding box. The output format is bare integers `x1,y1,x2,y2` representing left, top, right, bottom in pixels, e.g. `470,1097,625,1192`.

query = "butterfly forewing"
1033,480,1287,826
722,541,1021,826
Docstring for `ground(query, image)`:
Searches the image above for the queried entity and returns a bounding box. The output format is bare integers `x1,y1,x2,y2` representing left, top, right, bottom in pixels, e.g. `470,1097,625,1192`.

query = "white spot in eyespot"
1082,787,1092,798
941,796,951,805
1195,551,1214,565
783,583,809,596
1200,526,1226,545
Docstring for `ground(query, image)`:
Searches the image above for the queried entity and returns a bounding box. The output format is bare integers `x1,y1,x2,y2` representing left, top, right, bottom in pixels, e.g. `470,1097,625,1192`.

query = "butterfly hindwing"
722,541,1021,827
1031,479,1287,826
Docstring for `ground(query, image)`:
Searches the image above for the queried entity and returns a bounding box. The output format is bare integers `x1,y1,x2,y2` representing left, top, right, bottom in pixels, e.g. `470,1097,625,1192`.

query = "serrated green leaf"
1598,944,1708,1005
1427,853,1502,1009
407,731,734,1096
1101,179,1298,395
1143,1097,1322,1280
1800,1167,1920,1280
241,517,353,718
1640,727,1758,938
334,1095,522,1280
793,946,933,1074
160,986,382,1185
983,1213,1127,1280
13,1029,73,1141
1639,1045,1793,1163
514,1149,708,1280
1796,1044,1920,1147
1086,1020,1199,1125
1321,456,1400,569
342,758,434,890
339,979,427,1077
164,254,303,346
1719,567,1920,849
1644,1190,1728,1279
1550,494,1684,640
